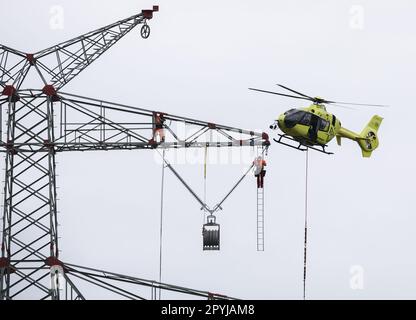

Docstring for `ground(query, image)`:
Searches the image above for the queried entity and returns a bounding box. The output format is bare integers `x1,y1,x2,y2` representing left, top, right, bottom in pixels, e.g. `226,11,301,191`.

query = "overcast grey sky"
2,0,415,299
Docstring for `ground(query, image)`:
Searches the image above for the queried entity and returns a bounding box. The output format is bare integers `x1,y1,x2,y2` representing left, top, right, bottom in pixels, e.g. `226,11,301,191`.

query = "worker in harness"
152,112,166,143
253,156,266,188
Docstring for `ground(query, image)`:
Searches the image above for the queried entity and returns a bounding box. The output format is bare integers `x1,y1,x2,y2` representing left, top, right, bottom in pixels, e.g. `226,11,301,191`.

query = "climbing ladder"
256,186,265,251
256,145,265,251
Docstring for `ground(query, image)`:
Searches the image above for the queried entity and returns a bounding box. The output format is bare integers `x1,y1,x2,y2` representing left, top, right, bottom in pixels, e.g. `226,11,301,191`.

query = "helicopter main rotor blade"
276,84,314,100
328,103,357,110
326,100,389,108
248,88,312,102
250,85,388,108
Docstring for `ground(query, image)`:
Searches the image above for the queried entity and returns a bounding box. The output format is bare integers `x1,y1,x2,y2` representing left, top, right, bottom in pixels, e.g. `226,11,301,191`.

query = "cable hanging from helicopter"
249,84,387,157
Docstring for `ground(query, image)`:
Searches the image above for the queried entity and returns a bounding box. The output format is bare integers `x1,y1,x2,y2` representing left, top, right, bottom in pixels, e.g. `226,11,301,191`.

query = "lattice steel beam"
0,46,29,90
34,7,159,89
63,262,236,300
0,91,268,153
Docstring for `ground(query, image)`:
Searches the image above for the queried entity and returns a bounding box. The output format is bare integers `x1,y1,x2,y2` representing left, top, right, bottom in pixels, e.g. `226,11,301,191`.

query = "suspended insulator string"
303,148,309,300
158,149,166,300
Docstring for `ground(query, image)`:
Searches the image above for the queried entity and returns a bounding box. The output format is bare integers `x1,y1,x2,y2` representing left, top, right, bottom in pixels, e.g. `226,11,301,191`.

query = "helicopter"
249,84,386,157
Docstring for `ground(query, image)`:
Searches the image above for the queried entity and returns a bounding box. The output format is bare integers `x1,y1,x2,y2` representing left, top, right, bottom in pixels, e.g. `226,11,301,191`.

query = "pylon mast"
0,6,269,299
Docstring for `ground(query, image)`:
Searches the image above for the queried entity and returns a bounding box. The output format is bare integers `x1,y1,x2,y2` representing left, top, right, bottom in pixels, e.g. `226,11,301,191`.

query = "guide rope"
303,148,309,300
158,149,166,300
203,145,208,222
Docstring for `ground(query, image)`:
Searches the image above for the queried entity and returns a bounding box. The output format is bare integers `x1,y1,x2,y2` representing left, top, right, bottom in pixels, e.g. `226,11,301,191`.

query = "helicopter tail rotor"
357,115,383,157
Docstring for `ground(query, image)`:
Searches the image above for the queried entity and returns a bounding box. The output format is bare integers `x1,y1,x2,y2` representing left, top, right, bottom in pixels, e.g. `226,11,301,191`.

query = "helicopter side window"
299,113,311,126
284,110,305,128
319,119,330,131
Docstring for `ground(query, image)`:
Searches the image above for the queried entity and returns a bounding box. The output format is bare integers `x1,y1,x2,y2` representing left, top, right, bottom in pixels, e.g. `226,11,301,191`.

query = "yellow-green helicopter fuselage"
273,103,383,157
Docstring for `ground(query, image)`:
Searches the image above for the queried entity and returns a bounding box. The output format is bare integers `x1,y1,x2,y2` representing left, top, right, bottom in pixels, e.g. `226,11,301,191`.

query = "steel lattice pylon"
0,6,269,300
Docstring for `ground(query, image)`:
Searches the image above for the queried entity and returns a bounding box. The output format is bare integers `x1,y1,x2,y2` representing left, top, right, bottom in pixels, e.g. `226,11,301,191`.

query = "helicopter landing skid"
274,135,333,155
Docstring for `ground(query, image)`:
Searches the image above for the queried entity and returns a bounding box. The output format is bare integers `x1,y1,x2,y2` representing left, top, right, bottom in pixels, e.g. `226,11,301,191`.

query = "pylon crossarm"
31,7,159,90
0,46,29,89
0,91,268,152
52,92,269,151
0,45,26,57
58,91,265,137
63,262,236,300
67,272,146,300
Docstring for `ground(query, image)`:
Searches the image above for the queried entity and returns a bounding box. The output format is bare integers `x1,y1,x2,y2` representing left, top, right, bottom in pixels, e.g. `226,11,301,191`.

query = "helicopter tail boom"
337,115,383,157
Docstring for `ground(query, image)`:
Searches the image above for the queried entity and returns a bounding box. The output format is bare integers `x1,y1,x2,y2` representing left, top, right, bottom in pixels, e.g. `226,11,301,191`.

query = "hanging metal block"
202,215,220,250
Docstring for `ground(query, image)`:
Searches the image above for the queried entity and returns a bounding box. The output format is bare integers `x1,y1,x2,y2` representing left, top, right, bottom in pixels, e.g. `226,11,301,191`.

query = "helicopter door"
308,114,319,142
318,118,330,142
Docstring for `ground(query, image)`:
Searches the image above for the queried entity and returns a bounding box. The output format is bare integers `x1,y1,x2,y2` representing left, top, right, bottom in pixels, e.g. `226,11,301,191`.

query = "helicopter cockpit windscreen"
284,110,306,128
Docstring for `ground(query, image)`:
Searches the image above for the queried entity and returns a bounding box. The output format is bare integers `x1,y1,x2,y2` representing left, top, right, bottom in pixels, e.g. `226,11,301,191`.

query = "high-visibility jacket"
253,159,266,176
